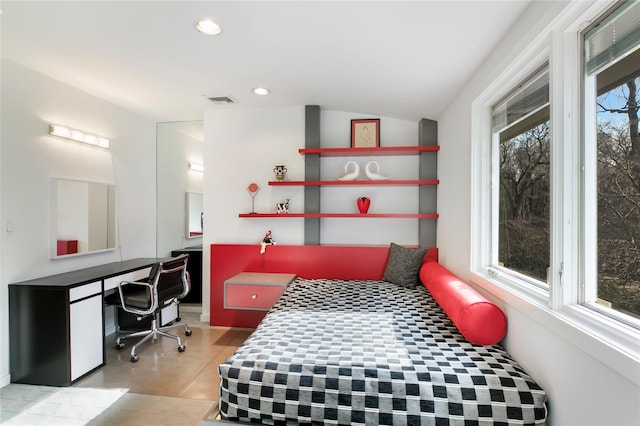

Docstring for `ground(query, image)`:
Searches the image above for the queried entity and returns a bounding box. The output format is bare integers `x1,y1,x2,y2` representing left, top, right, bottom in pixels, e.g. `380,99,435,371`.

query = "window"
471,0,640,375
491,67,550,287
583,0,640,324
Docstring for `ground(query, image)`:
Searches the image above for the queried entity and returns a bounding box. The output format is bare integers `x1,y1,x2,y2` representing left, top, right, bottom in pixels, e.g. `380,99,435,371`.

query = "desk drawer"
69,281,102,302
104,267,151,291
225,284,286,310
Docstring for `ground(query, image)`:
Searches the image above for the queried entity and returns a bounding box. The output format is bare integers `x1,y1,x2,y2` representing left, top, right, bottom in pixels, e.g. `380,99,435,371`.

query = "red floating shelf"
298,146,439,157
269,179,439,186
238,213,439,219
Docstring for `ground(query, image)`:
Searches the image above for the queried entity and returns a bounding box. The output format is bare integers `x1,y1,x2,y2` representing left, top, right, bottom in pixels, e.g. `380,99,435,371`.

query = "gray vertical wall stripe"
419,118,438,248
304,105,321,244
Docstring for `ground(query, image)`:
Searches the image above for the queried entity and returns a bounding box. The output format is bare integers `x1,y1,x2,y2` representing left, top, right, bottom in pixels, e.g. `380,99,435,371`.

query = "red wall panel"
210,244,438,327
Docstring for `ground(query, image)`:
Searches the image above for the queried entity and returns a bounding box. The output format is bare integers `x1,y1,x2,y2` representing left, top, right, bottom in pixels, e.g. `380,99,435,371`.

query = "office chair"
109,254,192,362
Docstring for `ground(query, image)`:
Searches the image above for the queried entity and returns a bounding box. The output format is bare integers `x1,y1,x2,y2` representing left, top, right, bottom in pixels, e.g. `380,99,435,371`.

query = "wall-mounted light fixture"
189,162,204,172
49,124,110,149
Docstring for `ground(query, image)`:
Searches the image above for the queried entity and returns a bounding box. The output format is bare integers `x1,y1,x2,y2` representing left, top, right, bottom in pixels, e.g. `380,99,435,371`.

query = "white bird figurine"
365,161,391,180
338,160,360,181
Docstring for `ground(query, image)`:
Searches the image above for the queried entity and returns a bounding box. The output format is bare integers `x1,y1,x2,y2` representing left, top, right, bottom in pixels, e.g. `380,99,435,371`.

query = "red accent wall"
210,244,438,327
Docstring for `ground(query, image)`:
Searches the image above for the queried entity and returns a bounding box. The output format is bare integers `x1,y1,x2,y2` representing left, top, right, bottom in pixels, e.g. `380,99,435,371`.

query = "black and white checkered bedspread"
218,278,547,425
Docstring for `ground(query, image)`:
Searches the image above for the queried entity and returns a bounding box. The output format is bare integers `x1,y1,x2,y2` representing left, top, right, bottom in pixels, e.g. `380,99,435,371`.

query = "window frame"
471,43,552,308
581,52,640,330
491,65,551,290
470,0,640,382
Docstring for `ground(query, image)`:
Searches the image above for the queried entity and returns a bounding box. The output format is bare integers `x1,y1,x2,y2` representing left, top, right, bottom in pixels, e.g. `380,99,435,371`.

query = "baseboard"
176,302,209,322
1,373,10,388
180,304,202,313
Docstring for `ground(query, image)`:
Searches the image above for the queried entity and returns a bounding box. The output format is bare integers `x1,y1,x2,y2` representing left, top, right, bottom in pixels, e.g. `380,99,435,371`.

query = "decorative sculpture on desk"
247,182,260,214
260,230,277,254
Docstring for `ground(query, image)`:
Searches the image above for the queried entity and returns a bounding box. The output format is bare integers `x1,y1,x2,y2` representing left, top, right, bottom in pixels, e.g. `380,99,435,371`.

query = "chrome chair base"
115,314,192,362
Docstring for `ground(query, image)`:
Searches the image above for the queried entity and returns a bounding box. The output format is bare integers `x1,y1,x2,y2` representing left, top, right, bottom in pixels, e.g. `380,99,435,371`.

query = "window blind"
585,0,640,76
492,66,549,135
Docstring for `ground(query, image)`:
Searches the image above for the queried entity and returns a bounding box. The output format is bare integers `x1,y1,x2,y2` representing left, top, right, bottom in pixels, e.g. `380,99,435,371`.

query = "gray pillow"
382,242,427,288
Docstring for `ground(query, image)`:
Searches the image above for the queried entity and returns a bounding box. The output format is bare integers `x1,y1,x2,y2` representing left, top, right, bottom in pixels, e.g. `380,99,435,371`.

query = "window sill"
469,269,640,386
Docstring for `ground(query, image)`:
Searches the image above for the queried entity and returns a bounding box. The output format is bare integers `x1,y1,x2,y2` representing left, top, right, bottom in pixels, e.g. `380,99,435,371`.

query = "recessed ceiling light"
252,87,271,96
195,19,221,36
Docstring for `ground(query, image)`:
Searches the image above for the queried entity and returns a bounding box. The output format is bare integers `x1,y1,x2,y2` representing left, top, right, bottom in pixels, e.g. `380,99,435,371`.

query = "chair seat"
122,286,152,309
105,285,151,310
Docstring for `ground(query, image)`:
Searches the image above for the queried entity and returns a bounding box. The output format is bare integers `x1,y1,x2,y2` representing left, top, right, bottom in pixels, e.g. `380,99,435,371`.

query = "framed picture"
351,119,380,148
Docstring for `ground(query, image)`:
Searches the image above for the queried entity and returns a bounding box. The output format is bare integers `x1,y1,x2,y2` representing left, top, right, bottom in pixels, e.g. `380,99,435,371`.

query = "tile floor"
1,311,253,425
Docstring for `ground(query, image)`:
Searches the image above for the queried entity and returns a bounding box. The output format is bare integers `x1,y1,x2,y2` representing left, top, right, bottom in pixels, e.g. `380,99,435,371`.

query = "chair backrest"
149,254,191,305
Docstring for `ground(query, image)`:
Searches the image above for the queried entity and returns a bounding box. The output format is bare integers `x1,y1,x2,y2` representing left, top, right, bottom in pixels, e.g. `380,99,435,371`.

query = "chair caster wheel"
130,355,139,362
116,342,125,350
178,345,186,352
185,329,192,336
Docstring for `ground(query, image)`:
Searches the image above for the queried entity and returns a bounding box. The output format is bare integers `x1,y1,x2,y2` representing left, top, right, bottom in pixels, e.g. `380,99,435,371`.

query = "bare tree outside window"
596,77,640,319
498,122,551,282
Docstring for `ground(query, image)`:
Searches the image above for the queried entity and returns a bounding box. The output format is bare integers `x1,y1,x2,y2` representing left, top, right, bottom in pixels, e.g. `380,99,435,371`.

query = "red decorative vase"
357,196,371,214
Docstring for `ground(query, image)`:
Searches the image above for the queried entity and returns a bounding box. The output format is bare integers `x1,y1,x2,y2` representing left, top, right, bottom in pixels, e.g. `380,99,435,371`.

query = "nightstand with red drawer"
224,272,296,311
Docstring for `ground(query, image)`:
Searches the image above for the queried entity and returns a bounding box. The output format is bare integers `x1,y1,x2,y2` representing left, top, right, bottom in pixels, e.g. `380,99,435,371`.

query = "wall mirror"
51,178,116,258
156,120,203,257
186,192,203,238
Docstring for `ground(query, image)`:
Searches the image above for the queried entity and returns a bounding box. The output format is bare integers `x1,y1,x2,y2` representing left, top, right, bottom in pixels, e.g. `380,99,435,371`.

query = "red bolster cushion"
419,260,507,345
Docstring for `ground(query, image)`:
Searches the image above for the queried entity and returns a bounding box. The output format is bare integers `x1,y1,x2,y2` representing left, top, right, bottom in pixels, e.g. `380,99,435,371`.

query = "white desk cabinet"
9,258,160,386
69,281,103,381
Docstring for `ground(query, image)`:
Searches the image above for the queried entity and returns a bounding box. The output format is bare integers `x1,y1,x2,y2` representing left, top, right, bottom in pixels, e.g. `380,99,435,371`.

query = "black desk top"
173,245,202,252
9,258,162,288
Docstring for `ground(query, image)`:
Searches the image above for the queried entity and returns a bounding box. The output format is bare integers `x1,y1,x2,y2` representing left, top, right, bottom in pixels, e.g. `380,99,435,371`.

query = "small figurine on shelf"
338,161,360,181
365,160,391,180
260,230,277,254
276,198,290,214
273,165,288,181
357,196,371,214
247,182,260,214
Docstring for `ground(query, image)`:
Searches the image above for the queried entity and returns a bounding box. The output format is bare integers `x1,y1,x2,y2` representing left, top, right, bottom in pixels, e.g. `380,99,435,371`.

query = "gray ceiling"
1,1,531,123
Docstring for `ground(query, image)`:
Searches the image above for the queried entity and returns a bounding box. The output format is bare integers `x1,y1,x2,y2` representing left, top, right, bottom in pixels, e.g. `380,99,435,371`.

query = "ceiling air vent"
207,96,236,104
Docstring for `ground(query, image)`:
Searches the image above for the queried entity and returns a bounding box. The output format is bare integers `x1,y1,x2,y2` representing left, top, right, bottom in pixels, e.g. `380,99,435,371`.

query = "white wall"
0,59,157,386
437,1,639,425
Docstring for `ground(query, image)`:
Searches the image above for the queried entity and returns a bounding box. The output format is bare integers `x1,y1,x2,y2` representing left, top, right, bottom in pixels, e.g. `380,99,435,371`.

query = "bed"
211,244,548,425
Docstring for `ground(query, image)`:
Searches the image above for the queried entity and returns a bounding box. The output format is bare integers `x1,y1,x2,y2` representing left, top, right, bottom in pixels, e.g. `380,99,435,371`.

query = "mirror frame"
50,177,117,259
